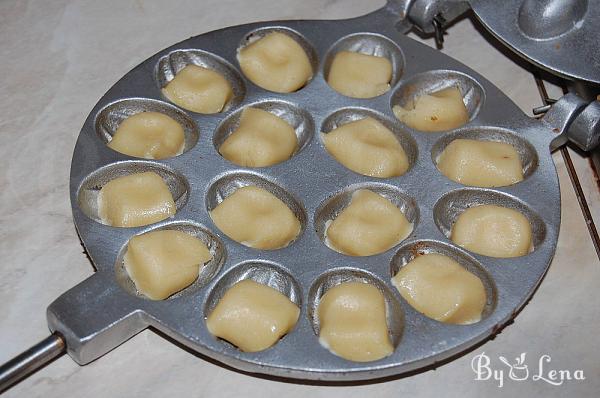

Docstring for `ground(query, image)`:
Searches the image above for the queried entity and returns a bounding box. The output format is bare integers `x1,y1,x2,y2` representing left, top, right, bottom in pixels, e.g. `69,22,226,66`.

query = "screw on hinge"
432,13,446,49
532,98,557,116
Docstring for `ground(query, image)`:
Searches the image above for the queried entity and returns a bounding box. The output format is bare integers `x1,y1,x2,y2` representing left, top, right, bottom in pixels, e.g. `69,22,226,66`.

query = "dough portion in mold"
206,279,300,352
393,86,469,132
219,107,298,167
107,112,185,159
238,32,313,93
392,253,486,324
318,281,394,362
451,204,533,258
322,117,409,178
124,229,212,300
162,64,232,114
325,189,412,256
98,171,176,227
437,138,524,187
210,186,301,249
327,51,392,98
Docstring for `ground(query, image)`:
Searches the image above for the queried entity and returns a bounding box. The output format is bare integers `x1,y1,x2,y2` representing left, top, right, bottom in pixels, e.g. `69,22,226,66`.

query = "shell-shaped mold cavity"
389,240,497,321
77,161,189,224
237,26,319,88
155,49,246,111
518,0,588,40
204,259,302,319
433,188,547,252
431,126,539,183
321,107,418,171
323,32,405,95
95,98,200,156
307,267,404,348
115,221,226,300
390,70,485,128
213,100,315,161
205,171,307,235
314,182,419,253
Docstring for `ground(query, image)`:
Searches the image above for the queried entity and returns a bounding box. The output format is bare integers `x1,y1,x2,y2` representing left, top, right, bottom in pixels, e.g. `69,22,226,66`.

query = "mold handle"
46,273,147,365
0,333,66,393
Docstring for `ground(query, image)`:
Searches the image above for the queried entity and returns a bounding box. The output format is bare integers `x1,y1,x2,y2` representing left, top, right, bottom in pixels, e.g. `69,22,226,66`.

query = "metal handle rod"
0,332,66,394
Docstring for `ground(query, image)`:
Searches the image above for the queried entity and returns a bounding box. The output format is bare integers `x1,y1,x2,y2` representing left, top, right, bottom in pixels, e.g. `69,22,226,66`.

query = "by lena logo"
471,352,585,388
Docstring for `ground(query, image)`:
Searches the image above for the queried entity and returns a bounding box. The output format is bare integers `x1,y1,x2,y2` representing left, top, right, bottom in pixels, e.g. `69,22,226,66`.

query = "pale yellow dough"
437,139,524,187
393,86,469,132
107,112,185,159
98,171,175,227
322,117,409,178
325,189,412,256
124,230,212,300
162,64,232,114
327,51,392,98
238,32,312,93
219,107,298,167
452,205,532,258
206,279,300,352
318,282,394,362
392,254,486,324
209,186,301,249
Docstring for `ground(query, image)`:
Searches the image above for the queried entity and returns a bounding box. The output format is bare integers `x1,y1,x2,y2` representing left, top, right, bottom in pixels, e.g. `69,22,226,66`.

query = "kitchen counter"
0,1,598,397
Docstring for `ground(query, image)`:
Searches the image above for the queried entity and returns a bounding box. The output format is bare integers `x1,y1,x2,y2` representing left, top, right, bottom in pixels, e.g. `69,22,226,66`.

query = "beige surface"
327,51,392,98
1,0,599,397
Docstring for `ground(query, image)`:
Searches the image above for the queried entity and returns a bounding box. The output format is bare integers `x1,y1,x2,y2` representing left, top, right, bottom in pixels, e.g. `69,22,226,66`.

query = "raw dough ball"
327,51,392,98
238,32,313,93
162,64,232,114
326,189,412,256
98,171,176,227
393,86,469,132
124,230,212,300
107,112,185,159
219,107,298,167
209,186,301,249
322,117,409,178
206,279,300,352
391,254,486,324
318,282,394,362
437,139,524,187
451,205,532,258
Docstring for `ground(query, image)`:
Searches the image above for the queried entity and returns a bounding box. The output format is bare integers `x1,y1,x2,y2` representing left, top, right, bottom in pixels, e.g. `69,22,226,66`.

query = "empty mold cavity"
433,188,546,253
323,32,405,96
321,107,418,171
307,267,404,349
206,171,307,239
204,260,302,348
314,182,419,255
213,100,315,163
518,0,588,40
155,49,246,112
390,70,484,130
237,26,319,90
431,126,539,185
389,240,497,322
77,161,189,225
95,98,199,156
115,221,226,300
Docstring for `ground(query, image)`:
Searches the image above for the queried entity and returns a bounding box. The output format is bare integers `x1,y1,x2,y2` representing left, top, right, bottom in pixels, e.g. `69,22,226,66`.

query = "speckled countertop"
1,1,599,397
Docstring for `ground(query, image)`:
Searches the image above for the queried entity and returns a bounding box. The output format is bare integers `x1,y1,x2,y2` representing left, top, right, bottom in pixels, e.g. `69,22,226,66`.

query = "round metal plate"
48,4,561,381
469,0,600,85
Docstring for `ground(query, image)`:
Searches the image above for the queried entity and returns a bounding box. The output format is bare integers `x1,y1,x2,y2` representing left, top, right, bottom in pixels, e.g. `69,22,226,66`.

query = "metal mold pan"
39,0,560,383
